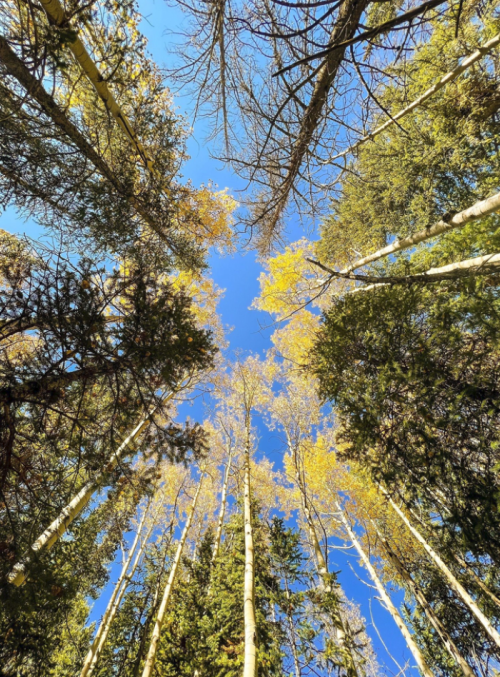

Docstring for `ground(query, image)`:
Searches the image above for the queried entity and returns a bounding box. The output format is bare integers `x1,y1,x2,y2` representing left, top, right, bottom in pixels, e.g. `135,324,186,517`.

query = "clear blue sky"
1,2,421,671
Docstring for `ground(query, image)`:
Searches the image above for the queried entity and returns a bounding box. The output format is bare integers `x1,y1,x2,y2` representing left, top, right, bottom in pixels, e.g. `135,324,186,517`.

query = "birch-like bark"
8,392,175,586
81,499,164,677
382,489,500,648
342,191,500,273
288,439,357,677
0,35,173,248
243,416,257,677
373,523,476,677
453,554,500,610
331,33,500,162
212,444,234,563
37,0,155,174
336,504,434,677
141,475,204,677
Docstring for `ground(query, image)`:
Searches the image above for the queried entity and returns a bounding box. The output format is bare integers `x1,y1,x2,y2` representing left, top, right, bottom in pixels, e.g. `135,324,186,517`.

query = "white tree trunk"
38,0,155,174
342,192,500,273
383,490,500,649
243,419,257,677
8,392,175,587
373,522,475,677
331,33,500,162
337,503,434,677
141,475,204,677
212,445,234,563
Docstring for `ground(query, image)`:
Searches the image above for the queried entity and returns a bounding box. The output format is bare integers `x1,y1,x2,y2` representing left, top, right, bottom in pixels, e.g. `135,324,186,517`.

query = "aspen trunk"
342,191,500,273
81,499,164,677
141,476,204,677
212,445,234,563
373,523,476,677
331,32,500,162
337,504,434,677
453,553,500,610
243,418,257,677
38,0,155,174
8,392,175,586
289,442,357,677
0,35,172,247
383,490,500,649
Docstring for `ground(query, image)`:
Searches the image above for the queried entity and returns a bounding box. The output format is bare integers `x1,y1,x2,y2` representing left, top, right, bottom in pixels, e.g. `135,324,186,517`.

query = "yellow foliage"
179,186,238,252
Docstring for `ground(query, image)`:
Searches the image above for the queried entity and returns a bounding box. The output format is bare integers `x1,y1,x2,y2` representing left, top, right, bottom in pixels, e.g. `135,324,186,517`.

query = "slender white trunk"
342,192,500,273
346,252,500,295
38,0,155,174
337,503,434,677
331,33,500,162
141,476,204,677
243,419,257,677
81,499,165,677
383,490,500,649
8,392,175,587
373,522,476,677
453,553,500,610
288,442,357,677
212,445,234,563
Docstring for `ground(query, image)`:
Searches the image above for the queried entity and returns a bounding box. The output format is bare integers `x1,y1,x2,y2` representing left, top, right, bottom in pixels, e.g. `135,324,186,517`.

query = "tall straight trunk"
288,440,357,677
38,0,155,174
243,416,257,677
212,444,234,563
141,475,204,677
262,0,368,238
372,522,476,677
81,499,165,677
332,32,500,162
8,392,175,586
382,489,500,649
453,554,500,610
336,503,434,677
342,192,500,274
0,35,173,248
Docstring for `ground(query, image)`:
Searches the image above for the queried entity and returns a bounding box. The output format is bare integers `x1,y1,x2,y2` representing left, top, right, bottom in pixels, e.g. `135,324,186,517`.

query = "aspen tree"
336,503,434,677
371,521,476,677
141,473,205,677
381,489,500,649
80,474,186,677
212,439,234,563
7,393,175,587
330,32,500,162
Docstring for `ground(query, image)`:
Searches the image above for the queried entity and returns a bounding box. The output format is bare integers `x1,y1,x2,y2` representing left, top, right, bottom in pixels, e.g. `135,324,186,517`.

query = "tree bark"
8,392,175,586
212,443,234,563
382,489,500,649
372,522,476,677
331,32,500,162
243,415,257,677
341,192,500,274
38,0,155,174
80,503,152,677
336,503,434,677
141,475,204,677
262,0,368,239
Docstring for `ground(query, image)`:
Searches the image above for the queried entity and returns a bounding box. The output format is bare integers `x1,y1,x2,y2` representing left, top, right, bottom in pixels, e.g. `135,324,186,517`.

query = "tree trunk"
38,0,155,174
0,35,172,247
336,503,434,677
141,475,204,677
342,192,500,274
212,444,234,563
453,553,500,611
382,489,500,649
243,416,257,677
332,32,500,162
373,522,476,677
261,0,368,240
81,498,165,677
289,440,358,677
8,392,175,586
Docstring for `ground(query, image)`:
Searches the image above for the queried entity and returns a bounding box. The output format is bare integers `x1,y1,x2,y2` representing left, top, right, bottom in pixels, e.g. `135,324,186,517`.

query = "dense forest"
1,0,500,674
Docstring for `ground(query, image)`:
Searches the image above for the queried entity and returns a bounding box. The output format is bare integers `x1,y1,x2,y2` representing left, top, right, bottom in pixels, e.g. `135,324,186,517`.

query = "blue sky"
1,2,421,672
